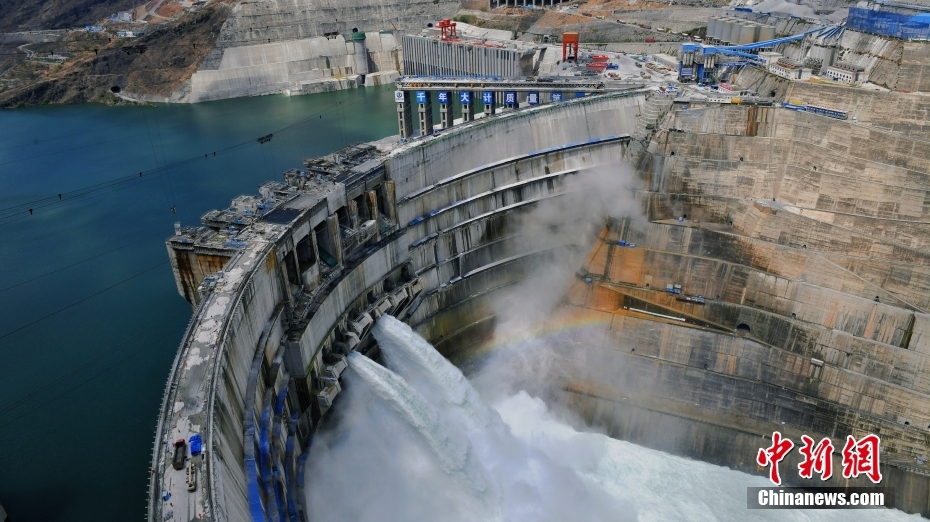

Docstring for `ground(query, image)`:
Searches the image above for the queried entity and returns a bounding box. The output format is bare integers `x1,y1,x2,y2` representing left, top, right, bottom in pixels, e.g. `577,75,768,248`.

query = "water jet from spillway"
304,317,919,522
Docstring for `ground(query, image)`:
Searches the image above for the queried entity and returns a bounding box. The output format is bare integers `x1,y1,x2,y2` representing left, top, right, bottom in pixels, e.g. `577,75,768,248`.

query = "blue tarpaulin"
189,433,202,456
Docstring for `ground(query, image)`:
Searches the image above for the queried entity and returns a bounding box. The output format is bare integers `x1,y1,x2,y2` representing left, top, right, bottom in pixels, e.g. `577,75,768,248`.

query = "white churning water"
305,316,920,522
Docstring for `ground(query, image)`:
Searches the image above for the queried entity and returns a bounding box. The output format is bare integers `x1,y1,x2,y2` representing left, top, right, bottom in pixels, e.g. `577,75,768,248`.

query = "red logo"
758,433,882,485
757,431,794,485
842,434,883,484
798,435,834,480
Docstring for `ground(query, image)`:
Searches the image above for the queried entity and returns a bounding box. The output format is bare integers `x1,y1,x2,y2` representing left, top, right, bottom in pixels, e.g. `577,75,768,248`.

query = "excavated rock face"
216,0,461,48
554,90,930,512
0,5,230,107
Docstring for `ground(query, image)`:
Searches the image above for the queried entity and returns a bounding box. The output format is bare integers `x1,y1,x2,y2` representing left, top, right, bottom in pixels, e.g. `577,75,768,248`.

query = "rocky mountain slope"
0,0,135,32
0,5,229,107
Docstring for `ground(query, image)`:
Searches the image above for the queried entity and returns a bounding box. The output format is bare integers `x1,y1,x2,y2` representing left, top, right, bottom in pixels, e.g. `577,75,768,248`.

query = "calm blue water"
0,86,399,522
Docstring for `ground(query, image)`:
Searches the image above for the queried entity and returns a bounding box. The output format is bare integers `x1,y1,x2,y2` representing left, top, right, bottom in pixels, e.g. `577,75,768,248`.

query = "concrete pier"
416,91,433,137
483,91,497,116
439,92,454,129
461,92,475,122
396,90,413,139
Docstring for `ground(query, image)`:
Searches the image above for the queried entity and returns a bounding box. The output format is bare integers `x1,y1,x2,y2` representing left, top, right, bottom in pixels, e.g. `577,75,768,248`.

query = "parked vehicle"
172,439,187,470
186,460,197,492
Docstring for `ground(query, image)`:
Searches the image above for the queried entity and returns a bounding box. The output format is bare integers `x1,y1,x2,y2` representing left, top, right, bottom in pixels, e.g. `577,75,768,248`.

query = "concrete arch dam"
149,87,930,520
148,91,644,522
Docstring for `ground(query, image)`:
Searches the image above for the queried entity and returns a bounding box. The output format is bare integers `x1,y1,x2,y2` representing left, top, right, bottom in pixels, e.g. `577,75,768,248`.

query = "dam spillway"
149,91,645,522
150,84,930,520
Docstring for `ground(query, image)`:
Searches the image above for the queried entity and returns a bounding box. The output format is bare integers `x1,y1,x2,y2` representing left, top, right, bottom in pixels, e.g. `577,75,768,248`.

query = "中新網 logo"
757,432,882,485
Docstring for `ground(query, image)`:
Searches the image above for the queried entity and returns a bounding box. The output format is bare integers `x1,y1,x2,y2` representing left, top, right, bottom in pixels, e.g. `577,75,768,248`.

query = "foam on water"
305,317,921,522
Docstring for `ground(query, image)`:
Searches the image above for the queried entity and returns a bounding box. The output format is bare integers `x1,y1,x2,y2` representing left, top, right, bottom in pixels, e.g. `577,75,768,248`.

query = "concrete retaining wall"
190,32,401,102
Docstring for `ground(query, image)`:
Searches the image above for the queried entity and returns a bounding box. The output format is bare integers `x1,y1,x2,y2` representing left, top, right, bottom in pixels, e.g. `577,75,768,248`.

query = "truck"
172,439,187,470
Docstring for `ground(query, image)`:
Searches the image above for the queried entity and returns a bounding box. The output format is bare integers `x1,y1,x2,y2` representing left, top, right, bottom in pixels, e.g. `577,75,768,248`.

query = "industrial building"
769,57,812,81
825,62,867,84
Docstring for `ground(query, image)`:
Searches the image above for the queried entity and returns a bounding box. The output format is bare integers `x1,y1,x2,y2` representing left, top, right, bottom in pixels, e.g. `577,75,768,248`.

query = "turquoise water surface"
0,86,398,522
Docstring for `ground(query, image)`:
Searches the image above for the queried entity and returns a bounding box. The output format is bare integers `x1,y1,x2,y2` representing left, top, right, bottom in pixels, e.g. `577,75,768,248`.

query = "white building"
757,51,782,67
769,58,811,81
825,62,866,84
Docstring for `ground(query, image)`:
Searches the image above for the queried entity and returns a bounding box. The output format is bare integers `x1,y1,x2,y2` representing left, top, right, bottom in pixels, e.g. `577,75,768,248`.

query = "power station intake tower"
352,30,369,80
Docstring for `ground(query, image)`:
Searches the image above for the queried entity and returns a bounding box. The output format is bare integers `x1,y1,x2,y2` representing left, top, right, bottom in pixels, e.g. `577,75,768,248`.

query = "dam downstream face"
305,317,918,522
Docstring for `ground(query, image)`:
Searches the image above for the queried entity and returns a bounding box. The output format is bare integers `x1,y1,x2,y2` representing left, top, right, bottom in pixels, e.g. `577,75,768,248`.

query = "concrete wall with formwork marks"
396,89,930,517
216,0,458,47
183,0,458,102
532,96,930,515
189,32,402,102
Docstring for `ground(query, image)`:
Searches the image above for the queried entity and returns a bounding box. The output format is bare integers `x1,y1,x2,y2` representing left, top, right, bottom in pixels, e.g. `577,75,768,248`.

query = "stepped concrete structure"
189,32,402,102
183,0,459,102
150,70,930,519
555,93,930,511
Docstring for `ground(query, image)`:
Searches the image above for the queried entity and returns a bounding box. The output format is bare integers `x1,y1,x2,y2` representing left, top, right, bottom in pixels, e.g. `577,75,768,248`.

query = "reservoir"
0,86,398,522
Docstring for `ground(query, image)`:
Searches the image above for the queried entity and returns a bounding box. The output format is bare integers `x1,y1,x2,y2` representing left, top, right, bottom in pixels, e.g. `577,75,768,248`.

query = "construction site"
135,0,930,520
